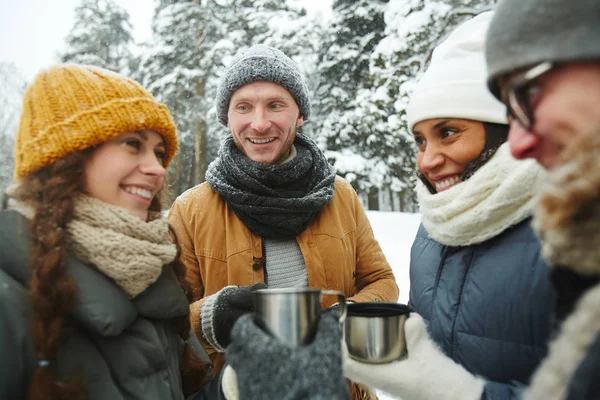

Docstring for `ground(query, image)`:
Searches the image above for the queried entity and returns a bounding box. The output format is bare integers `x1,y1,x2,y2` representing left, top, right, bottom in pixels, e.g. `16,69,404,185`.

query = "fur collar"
524,132,600,400
524,280,600,400
417,143,544,246
533,132,600,276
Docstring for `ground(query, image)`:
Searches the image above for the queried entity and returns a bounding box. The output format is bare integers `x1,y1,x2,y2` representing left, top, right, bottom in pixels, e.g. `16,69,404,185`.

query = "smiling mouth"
249,138,275,144
434,175,461,192
123,186,153,200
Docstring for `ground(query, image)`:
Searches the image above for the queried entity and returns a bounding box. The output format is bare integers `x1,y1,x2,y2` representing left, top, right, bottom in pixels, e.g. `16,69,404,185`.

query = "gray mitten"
201,282,267,352
225,312,349,400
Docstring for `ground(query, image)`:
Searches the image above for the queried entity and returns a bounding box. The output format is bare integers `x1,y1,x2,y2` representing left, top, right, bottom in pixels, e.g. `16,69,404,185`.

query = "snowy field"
366,211,421,305
365,211,422,400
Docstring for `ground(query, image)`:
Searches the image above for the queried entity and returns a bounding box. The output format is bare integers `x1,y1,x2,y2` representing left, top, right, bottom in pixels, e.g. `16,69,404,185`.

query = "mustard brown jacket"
169,176,399,376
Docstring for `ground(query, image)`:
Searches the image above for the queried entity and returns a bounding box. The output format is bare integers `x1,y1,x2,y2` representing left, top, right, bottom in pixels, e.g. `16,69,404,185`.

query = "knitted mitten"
224,312,349,400
201,282,267,351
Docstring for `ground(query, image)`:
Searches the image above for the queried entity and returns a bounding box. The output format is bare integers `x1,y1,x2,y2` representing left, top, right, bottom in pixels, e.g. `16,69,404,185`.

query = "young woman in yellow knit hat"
0,64,222,399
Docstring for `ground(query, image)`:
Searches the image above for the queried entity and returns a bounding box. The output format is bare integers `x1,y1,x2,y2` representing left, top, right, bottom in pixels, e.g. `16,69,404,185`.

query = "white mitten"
343,313,485,400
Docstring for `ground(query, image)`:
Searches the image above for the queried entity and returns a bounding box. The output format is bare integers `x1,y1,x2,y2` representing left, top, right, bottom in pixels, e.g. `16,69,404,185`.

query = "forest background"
0,0,496,211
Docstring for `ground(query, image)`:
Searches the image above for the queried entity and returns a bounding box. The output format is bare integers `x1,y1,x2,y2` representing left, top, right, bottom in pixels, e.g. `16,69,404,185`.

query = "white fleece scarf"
417,143,545,246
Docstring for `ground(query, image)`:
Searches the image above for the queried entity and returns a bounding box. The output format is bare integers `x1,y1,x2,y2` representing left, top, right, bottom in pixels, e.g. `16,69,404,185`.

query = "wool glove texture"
224,312,349,400
343,313,485,400
201,282,267,351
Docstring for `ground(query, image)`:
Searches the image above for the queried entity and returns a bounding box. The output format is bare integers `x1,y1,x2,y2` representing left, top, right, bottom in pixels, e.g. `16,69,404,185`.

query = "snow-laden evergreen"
0,62,26,195
60,0,134,73
356,0,495,210
315,0,393,210
5,0,499,211
135,1,224,193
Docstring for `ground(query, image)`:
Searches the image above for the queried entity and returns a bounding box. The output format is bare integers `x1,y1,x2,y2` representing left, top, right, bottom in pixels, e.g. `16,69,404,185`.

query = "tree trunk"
388,187,395,212
368,187,380,211
398,190,405,212
193,118,207,185
193,76,207,186
174,151,182,196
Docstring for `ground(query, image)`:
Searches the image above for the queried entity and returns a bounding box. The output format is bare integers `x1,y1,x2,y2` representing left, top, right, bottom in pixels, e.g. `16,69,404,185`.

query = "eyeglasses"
501,62,554,131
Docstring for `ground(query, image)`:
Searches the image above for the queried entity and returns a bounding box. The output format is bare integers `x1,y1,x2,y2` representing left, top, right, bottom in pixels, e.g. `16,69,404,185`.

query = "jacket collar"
0,210,189,336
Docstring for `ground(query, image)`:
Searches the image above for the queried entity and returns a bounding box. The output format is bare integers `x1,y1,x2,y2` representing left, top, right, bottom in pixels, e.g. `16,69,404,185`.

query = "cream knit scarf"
9,194,176,298
417,143,545,246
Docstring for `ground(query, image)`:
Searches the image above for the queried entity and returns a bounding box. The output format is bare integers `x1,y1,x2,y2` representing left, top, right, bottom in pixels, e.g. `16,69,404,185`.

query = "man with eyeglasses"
485,0,600,399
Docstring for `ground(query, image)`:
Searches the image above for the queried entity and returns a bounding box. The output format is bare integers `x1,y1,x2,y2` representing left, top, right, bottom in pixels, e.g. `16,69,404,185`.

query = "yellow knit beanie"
14,64,179,179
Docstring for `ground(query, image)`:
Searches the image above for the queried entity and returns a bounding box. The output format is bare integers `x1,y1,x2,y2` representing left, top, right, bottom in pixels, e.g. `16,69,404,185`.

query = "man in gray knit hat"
170,44,397,400
486,0,600,399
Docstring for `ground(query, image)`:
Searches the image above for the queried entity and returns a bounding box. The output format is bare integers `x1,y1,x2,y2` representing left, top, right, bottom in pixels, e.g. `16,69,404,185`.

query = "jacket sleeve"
346,187,399,303
186,365,227,400
169,199,205,341
169,198,225,370
482,381,525,399
563,330,600,399
0,271,33,400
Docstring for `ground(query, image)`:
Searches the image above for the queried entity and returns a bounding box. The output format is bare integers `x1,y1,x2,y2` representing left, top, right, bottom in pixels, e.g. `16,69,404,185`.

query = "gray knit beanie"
485,0,600,98
216,44,311,126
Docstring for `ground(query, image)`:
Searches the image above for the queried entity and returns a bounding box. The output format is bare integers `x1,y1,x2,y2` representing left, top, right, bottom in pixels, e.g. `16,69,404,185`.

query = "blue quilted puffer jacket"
409,218,555,399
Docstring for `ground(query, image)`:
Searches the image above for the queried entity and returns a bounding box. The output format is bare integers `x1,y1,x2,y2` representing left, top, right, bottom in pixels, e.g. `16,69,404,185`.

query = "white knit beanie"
406,11,507,132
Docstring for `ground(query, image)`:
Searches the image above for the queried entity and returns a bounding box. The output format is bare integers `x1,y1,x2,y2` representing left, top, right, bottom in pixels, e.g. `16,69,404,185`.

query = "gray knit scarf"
206,134,336,239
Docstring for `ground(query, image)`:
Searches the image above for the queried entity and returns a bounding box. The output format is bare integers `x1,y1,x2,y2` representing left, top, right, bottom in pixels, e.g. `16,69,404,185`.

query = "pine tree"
367,0,496,210
0,63,27,195
136,0,225,195
315,0,392,210
61,0,134,73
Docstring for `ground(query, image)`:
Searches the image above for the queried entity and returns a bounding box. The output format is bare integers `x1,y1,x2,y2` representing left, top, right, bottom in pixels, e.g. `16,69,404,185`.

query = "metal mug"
253,288,347,346
344,302,411,364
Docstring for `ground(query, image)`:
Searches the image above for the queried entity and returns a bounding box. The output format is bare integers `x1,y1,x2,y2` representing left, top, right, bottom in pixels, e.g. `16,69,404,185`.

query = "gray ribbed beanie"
485,0,600,98
216,44,311,126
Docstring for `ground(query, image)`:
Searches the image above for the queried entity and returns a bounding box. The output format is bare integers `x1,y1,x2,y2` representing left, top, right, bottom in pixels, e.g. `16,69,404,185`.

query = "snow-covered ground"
367,211,421,305
364,211,422,400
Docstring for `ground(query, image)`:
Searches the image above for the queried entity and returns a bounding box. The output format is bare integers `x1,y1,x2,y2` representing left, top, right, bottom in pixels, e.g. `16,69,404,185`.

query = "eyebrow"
267,96,288,102
134,130,166,148
412,119,452,136
433,119,451,129
232,96,289,103
134,130,148,140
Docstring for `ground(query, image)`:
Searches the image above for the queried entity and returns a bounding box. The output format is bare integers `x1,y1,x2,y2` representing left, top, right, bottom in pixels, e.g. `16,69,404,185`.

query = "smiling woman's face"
83,130,167,220
413,118,486,193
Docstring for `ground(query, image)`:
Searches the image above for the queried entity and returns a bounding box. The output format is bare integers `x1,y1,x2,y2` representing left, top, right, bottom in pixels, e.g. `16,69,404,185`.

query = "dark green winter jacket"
0,210,221,399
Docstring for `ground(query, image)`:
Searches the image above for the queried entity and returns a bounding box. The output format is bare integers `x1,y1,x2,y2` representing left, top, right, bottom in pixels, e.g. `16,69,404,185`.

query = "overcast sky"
0,0,332,82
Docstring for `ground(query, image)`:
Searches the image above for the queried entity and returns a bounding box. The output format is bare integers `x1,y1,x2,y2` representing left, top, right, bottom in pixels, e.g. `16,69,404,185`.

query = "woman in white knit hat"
344,12,555,400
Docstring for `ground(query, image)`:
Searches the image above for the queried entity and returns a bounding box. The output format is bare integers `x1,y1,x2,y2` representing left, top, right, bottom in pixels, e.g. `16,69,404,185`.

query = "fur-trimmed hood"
533,132,600,276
